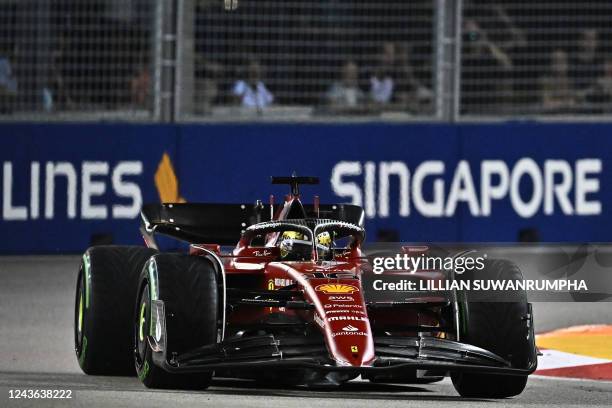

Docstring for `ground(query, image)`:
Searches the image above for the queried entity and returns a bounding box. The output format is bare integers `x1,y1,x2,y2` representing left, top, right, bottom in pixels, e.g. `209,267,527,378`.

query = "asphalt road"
0,256,611,408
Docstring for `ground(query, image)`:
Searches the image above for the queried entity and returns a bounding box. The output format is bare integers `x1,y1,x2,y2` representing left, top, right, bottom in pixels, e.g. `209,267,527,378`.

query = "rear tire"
451,259,534,398
74,246,157,375
134,253,218,389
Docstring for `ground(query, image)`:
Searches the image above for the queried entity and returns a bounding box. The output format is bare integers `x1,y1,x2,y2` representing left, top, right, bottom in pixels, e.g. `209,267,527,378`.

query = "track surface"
1,256,611,407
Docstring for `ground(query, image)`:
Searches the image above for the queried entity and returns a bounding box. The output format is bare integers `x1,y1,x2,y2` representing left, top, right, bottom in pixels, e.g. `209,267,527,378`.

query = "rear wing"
140,202,364,247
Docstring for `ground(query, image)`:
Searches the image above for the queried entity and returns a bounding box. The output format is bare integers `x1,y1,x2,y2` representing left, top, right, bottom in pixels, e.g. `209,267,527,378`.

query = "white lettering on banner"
378,161,409,217
575,159,601,215
82,162,109,219
445,160,480,217
30,162,40,220
112,162,143,219
413,160,445,217
364,161,376,218
1,161,143,221
510,158,543,218
544,160,573,215
481,160,509,216
331,161,362,208
45,162,77,219
331,159,602,219
3,162,27,220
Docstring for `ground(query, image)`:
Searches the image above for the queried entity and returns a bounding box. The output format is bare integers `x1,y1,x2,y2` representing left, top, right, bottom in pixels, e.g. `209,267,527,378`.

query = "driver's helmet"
316,231,333,260
279,230,333,261
317,231,332,248
279,230,312,261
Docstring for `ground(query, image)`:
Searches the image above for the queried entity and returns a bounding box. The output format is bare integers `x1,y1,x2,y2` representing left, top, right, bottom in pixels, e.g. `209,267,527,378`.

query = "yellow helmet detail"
282,231,304,241
317,231,332,248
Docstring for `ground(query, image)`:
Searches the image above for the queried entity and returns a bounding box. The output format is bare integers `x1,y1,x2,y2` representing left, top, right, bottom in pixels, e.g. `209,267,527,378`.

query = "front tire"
134,253,218,389
75,246,157,375
451,259,535,398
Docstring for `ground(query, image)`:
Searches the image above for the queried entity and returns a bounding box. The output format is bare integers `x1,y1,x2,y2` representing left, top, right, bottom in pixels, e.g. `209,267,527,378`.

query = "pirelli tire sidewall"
134,253,218,390
75,245,158,375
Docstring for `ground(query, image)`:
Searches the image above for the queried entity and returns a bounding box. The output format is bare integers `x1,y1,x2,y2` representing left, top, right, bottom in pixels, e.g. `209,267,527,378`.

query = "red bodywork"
138,179,538,388
186,194,444,370
188,195,382,368
138,179,538,389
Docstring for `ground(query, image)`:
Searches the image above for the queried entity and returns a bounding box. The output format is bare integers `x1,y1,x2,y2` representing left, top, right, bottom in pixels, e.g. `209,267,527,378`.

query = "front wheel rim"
135,283,149,364
74,270,85,351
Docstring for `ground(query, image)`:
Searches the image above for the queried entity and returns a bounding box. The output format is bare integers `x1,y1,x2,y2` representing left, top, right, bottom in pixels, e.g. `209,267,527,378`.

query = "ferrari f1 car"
74,175,537,397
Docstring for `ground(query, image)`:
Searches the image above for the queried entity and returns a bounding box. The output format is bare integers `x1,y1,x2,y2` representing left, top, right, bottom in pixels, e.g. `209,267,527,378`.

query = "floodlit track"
1,256,611,407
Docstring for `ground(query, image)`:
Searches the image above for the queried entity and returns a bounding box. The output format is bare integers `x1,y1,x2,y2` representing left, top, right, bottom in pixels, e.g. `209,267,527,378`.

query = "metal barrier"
460,0,612,119
0,0,155,121
1,1,612,122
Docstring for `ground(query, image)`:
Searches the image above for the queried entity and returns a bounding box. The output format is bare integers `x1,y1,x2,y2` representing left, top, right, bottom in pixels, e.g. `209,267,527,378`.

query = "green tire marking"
148,259,159,301
78,336,88,367
82,253,92,308
139,301,147,342
78,291,84,334
138,360,149,381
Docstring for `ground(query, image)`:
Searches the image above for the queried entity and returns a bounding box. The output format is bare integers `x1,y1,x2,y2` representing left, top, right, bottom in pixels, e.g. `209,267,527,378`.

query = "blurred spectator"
540,49,577,112
130,63,151,109
395,43,432,114
370,42,397,105
461,19,512,113
486,4,529,107
232,58,274,110
590,55,612,112
325,60,366,113
46,35,73,111
0,52,18,114
571,29,603,98
488,4,527,54
195,59,222,115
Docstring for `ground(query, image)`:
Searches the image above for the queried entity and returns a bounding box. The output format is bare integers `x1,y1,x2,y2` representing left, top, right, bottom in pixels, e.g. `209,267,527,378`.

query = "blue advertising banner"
178,123,610,243
0,124,178,253
458,124,610,241
0,122,610,253
177,123,461,242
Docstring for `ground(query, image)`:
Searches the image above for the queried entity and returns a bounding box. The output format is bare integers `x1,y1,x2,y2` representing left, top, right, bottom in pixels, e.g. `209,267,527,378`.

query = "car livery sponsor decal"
274,278,295,287
332,331,368,337
325,309,366,315
315,283,359,294
328,295,354,302
331,325,368,337
351,345,359,353
328,316,367,322
268,278,295,290
324,303,363,309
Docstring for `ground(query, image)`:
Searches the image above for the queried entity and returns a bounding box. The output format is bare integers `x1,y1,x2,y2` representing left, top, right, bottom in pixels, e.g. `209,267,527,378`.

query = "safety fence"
2,1,612,122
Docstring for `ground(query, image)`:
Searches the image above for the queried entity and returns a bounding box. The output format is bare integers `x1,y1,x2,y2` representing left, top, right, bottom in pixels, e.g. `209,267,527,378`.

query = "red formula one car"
74,175,537,398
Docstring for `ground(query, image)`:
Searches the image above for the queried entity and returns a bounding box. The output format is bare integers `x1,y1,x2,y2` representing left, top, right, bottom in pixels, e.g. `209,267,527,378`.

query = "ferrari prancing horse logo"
315,283,359,294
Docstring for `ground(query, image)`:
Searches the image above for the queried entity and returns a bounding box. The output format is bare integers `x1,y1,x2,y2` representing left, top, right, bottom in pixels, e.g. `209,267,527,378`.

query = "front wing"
147,333,537,377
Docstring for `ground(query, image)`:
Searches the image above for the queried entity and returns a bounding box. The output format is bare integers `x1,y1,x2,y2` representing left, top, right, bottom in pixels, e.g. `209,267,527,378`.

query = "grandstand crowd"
1,0,612,116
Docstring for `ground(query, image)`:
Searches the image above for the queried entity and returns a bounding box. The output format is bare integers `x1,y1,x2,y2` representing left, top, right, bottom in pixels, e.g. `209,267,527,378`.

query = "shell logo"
315,283,359,294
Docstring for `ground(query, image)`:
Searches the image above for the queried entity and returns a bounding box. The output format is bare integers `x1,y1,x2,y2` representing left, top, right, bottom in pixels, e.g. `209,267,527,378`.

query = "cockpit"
239,219,365,262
